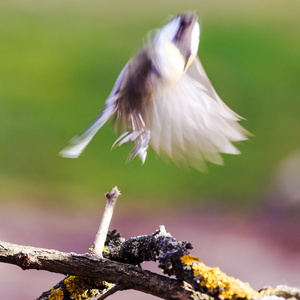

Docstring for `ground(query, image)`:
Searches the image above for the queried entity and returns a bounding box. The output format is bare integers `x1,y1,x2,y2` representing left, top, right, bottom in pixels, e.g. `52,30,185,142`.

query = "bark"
1,233,299,300
0,239,205,300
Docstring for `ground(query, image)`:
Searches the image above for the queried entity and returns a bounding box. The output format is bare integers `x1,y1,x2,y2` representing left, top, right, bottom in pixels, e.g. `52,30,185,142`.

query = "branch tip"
93,186,120,257
106,186,121,202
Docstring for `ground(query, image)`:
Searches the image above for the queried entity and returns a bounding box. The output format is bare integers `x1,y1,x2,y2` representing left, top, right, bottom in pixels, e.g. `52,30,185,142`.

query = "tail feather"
59,102,116,158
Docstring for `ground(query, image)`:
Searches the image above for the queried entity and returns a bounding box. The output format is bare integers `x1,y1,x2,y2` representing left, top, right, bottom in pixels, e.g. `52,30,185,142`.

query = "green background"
1,0,299,209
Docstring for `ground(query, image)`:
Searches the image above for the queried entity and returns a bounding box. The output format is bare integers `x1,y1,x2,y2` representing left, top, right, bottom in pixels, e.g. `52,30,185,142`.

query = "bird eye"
180,19,188,29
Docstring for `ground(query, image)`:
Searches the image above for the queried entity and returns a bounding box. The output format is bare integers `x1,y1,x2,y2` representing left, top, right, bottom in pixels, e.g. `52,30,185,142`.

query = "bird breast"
153,38,186,88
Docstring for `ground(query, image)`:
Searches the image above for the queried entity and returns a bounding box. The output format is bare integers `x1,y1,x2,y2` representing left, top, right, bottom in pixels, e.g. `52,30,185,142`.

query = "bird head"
159,11,200,71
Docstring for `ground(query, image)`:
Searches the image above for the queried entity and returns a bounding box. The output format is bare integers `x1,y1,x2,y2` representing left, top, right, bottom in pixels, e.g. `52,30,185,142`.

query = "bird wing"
59,64,129,158
186,56,243,120
144,56,249,170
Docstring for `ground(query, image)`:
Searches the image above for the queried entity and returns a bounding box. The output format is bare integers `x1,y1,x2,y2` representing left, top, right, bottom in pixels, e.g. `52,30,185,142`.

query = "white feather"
59,101,115,158
143,57,248,170
59,64,129,158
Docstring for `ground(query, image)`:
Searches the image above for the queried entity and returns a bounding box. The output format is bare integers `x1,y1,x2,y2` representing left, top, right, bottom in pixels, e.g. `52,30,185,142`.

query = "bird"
60,11,248,170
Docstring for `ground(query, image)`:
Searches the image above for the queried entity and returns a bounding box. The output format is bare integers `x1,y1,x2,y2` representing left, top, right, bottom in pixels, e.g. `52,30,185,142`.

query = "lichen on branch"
1,227,299,300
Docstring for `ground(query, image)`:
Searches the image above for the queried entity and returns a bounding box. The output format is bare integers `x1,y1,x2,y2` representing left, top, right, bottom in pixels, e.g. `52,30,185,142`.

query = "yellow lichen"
103,246,109,254
180,254,201,265
180,255,260,300
49,287,64,300
89,245,109,255
64,276,113,300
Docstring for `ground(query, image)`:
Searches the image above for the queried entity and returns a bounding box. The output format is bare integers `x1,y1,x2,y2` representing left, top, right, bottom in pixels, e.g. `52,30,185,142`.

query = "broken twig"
92,187,120,257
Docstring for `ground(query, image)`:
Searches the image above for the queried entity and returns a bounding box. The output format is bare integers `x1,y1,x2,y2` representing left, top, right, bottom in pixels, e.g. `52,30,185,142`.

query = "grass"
0,0,299,208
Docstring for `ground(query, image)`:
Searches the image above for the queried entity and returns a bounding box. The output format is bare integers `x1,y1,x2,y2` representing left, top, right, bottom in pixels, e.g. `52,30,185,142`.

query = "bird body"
60,11,248,170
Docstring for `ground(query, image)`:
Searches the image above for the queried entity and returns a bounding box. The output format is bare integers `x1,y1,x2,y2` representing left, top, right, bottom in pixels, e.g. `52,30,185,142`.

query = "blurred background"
0,0,299,299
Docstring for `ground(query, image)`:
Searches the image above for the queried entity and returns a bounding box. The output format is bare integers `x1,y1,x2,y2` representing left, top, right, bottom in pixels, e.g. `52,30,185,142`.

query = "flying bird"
60,11,248,170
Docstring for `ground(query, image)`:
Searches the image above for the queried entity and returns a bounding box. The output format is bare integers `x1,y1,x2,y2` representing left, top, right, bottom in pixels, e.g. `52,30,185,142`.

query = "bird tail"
59,100,116,158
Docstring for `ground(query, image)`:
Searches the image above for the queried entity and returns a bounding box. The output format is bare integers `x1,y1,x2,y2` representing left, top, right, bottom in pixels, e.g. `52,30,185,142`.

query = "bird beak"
184,54,194,72
181,12,198,71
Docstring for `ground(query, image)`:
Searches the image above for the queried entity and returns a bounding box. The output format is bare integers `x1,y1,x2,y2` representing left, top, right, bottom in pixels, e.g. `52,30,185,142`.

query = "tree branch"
1,187,298,300
96,283,124,300
1,231,299,300
0,240,203,299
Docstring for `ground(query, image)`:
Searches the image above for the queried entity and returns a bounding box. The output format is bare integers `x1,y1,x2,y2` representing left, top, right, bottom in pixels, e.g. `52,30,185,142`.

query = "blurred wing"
59,64,129,158
144,57,248,170
187,56,243,120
